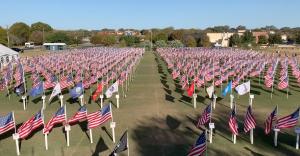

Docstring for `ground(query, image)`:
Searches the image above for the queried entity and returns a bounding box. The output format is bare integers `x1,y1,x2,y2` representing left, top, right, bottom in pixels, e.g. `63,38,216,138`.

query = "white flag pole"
64,104,70,147
127,129,130,156
110,103,116,143
12,112,20,155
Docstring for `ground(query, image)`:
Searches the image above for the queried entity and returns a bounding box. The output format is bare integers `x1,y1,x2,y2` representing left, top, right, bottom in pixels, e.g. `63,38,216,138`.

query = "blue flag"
222,81,232,96
70,82,83,99
29,82,44,97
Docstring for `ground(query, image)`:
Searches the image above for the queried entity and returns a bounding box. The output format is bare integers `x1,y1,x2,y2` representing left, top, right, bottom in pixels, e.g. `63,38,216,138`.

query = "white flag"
105,81,118,98
49,83,61,101
206,85,214,98
235,81,250,95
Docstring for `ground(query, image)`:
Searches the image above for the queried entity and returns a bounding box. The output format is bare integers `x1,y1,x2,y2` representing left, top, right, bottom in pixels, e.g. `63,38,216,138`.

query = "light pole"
6,25,10,48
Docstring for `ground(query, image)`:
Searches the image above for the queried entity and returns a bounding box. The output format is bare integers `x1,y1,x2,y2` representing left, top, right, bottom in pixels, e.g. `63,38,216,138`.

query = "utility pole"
6,25,10,47
42,27,45,44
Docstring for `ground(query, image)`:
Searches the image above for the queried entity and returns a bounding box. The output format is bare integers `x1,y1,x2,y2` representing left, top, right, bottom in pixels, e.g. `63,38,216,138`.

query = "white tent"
0,44,19,66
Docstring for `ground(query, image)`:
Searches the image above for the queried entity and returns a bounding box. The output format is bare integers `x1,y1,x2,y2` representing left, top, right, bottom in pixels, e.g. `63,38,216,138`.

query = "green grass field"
0,51,300,156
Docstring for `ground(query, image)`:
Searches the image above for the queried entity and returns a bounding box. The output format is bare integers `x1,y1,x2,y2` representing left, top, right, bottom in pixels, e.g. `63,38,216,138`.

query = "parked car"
11,47,24,53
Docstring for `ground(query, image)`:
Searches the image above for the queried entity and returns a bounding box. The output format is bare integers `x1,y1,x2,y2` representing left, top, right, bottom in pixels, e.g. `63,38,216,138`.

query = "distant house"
43,43,67,51
207,33,234,47
252,31,269,43
0,44,19,67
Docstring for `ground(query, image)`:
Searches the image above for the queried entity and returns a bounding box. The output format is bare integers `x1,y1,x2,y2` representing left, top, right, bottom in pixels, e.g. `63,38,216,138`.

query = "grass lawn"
0,51,299,156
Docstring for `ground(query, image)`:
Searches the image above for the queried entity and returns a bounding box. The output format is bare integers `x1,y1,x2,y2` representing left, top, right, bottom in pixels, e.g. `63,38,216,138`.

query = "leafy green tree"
90,33,116,46
119,35,140,46
31,22,53,32
229,33,240,47
153,32,168,43
168,40,184,48
155,40,168,48
139,40,152,51
9,22,30,45
0,27,7,45
183,35,197,47
168,30,184,41
199,34,211,47
268,33,282,44
241,31,255,44
46,32,71,44
296,33,300,44
258,35,268,44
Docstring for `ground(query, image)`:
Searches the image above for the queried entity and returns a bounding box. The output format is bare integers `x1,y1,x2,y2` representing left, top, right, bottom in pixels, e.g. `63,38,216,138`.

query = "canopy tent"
0,44,19,66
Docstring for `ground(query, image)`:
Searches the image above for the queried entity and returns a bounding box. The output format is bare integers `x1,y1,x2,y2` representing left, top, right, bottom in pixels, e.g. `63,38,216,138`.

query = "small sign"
295,127,300,134
13,133,19,140
116,94,120,98
250,94,254,99
65,125,71,131
209,123,215,129
110,122,116,128
274,128,280,132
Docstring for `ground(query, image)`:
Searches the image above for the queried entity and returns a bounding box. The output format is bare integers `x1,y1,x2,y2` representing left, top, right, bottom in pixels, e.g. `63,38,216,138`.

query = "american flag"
243,106,256,133
87,104,112,129
278,76,288,90
228,105,238,135
197,104,211,127
187,131,206,156
68,106,87,124
60,74,74,90
276,108,299,129
0,112,15,135
264,106,277,135
43,107,66,134
17,111,44,139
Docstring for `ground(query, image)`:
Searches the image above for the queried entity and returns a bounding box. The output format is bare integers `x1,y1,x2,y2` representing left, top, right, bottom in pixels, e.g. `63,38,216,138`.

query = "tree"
168,30,184,41
155,40,168,48
296,33,300,44
183,35,197,47
168,40,184,48
46,32,71,44
119,35,140,46
258,35,268,44
236,25,246,30
268,33,282,44
241,31,255,44
229,33,240,47
9,22,30,45
29,31,43,45
31,22,53,32
199,34,210,47
0,27,7,45
153,32,168,43
90,33,116,46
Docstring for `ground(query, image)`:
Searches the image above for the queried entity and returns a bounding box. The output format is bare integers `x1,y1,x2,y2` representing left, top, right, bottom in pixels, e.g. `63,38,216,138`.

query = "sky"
0,0,299,30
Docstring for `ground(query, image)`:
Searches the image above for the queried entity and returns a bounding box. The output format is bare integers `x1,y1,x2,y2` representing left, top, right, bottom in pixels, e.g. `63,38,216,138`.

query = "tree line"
1,22,300,48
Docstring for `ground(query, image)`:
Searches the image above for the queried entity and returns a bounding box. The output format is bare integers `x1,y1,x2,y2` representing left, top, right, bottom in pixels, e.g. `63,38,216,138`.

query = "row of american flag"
156,48,300,156
0,47,144,99
157,48,298,94
187,103,299,156
0,104,112,140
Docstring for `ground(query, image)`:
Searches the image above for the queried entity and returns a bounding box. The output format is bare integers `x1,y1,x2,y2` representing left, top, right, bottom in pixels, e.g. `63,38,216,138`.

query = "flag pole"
110,103,116,143
64,104,70,147
12,111,20,155
127,128,130,156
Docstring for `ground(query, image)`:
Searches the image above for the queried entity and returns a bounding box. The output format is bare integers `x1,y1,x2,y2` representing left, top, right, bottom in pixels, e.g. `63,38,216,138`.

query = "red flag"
187,82,194,97
92,83,103,101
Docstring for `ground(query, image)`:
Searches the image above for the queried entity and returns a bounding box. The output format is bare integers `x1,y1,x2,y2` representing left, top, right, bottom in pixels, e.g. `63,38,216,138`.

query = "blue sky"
0,0,299,30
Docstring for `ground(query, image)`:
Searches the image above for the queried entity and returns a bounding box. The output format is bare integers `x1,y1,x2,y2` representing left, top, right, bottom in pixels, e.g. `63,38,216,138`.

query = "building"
252,31,269,43
0,44,19,67
43,43,67,51
206,32,234,47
